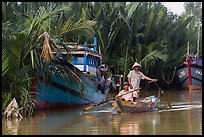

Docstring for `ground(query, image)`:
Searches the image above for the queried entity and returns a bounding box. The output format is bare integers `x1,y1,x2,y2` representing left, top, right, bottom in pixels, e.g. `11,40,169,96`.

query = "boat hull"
34,60,110,109
114,97,160,113
176,63,202,90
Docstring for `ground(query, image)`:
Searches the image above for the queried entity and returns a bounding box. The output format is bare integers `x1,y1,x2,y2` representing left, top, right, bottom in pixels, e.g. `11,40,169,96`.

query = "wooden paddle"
148,80,172,109
82,87,142,111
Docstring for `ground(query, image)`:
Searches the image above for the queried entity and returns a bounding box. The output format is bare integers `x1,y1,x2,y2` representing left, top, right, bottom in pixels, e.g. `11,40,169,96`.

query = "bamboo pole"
197,26,200,58
187,42,190,54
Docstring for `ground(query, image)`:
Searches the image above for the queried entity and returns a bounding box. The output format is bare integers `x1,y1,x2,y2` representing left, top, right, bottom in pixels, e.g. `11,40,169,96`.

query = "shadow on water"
2,89,202,135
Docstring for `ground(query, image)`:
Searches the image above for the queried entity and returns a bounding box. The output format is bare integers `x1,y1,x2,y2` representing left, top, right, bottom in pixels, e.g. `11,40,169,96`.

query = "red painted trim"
187,59,192,86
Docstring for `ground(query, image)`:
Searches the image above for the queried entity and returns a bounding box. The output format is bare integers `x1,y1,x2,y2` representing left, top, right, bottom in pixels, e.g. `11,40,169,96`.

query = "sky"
163,2,185,16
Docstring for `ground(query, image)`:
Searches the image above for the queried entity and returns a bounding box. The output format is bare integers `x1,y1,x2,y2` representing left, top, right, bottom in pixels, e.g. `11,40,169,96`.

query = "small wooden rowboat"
113,96,160,113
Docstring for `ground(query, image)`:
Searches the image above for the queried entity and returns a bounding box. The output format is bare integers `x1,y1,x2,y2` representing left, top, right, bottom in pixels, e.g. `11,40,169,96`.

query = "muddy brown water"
2,89,202,135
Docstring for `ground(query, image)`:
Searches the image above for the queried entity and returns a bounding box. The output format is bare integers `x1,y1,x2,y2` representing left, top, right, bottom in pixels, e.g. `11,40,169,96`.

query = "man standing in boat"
127,62,157,101
96,62,110,83
96,62,111,93
100,62,110,79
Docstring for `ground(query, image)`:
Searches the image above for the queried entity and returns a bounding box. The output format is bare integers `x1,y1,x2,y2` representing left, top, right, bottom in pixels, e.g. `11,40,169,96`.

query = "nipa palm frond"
19,87,35,116
2,49,9,76
54,15,96,37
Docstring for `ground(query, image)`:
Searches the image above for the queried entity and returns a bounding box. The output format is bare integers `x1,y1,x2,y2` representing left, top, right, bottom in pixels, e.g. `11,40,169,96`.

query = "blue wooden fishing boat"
34,37,112,109
176,28,202,90
176,59,202,90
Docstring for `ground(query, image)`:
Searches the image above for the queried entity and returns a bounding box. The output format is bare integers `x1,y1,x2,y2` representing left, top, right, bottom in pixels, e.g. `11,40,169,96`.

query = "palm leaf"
127,2,141,21
140,50,167,74
54,15,96,36
16,64,32,79
2,49,9,76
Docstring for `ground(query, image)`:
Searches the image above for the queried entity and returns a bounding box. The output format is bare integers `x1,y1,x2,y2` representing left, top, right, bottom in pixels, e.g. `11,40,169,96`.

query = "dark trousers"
133,97,137,101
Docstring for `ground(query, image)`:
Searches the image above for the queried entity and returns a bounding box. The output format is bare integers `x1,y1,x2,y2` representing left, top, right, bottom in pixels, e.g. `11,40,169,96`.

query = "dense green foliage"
2,2,202,116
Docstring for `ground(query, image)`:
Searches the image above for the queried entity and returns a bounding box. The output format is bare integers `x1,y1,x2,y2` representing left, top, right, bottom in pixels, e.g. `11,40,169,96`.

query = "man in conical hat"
127,62,157,101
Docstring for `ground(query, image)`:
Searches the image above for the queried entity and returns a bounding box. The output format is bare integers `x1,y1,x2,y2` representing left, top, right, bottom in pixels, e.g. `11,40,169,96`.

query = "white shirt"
127,70,147,97
127,70,147,90
117,89,134,101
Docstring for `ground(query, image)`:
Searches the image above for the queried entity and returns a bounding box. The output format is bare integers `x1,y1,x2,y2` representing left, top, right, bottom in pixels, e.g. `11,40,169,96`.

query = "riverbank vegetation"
2,2,202,116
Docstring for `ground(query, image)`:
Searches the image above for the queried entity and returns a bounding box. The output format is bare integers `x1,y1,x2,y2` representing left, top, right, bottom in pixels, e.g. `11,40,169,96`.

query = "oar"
149,80,172,109
82,87,141,111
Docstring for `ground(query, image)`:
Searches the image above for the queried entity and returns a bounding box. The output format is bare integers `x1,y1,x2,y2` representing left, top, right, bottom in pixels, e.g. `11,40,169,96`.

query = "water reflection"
2,90,202,135
112,112,160,135
4,118,22,135
32,108,85,135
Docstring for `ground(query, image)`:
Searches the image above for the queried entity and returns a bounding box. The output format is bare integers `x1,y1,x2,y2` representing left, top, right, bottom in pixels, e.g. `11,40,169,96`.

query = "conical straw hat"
132,62,142,68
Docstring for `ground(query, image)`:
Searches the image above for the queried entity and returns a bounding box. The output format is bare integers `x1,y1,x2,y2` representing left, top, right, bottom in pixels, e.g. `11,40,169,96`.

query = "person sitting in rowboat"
115,82,134,101
127,62,157,101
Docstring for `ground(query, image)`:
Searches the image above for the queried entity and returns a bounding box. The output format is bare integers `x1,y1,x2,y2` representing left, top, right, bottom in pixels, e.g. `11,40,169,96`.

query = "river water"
2,89,202,135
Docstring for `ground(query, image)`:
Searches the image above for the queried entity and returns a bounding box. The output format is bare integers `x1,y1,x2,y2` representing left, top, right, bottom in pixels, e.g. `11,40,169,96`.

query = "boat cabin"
56,37,101,76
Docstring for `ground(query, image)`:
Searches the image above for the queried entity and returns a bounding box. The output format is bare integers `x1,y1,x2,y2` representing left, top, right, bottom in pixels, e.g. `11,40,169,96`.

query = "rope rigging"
162,67,177,85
